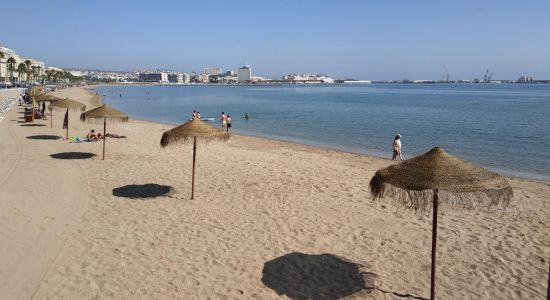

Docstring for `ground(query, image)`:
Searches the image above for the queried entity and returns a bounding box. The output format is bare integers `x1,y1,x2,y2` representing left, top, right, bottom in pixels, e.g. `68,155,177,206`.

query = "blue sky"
1,0,549,80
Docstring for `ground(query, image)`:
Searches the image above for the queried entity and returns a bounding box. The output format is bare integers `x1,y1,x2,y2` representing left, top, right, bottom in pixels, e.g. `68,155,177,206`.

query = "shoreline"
91,86,549,183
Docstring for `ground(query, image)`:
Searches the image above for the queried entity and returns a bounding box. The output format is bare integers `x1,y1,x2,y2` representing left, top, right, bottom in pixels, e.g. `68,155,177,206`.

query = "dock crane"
483,69,493,83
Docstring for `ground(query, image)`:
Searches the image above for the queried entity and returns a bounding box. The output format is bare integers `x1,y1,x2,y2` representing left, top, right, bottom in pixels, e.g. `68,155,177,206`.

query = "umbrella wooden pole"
191,136,197,200
50,109,53,128
102,117,106,160
430,189,439,300
66,108,69,139
32,97,35,122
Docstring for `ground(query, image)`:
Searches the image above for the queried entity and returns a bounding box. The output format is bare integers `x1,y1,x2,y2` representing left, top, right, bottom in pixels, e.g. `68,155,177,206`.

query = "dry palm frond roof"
25,86,44,95
33,93,61,103
160,118,229,147
369,147,512,210
49,98,86,112
80,104,128,123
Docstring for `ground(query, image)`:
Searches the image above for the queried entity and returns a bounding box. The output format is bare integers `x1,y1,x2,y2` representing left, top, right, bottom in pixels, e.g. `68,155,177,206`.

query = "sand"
0,87,548,299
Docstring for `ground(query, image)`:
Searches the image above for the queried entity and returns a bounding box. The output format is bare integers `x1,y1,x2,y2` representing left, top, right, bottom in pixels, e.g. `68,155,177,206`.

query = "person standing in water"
226,115,232,132
244,112,250,121
220,111,227,129
392,134,403,160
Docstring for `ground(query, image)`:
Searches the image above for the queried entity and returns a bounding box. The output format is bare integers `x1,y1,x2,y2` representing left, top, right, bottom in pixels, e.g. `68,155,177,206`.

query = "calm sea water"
95,84,550,181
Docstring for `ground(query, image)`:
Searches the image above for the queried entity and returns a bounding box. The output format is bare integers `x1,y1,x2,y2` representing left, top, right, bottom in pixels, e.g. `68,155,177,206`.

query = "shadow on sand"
261,252,375,300
112,184,174,199
27,135,62,140
20,123,46,126
262,252,428,300
50,152,96,160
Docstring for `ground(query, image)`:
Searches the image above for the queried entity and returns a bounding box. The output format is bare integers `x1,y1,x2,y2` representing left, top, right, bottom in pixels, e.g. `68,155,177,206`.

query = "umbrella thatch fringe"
371,182,512,212
80,115,129,123
160,132,230,148
51,106,85,112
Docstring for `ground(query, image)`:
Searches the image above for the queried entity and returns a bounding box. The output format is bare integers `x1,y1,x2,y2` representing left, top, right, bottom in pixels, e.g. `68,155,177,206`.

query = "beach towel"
68,136,83,143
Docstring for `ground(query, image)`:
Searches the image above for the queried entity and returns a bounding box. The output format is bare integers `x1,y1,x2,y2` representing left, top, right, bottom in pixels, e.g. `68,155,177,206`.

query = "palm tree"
45,69,54,83
7,57,16,85
17,63,27,84
24,59,32,82
31,66,39,83
55,70,64,83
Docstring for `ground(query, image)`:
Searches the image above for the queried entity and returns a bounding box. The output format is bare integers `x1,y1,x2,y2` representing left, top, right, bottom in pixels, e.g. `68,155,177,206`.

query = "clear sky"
1,0,549,80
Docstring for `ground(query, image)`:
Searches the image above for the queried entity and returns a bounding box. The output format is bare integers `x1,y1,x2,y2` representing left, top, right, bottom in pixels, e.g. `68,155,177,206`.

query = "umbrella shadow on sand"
50,152,96,159
261,252,375,300
261,252,428,300
112,184,174,199
27,135,62,140
20,123,46,127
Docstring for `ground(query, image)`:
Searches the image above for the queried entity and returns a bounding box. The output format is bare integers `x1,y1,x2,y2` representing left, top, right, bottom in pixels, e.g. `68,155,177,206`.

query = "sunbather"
86,130,99,141
105,133,126,138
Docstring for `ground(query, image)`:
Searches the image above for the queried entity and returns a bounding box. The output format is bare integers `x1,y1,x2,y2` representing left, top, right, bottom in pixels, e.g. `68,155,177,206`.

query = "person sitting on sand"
87,129,99,141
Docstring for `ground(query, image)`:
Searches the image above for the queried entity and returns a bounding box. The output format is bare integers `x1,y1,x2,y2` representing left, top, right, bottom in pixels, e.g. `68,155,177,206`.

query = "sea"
94,84,550,181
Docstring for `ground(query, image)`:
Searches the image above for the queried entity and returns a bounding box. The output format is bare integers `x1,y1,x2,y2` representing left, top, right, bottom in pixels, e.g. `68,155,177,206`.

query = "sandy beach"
0,87,548,299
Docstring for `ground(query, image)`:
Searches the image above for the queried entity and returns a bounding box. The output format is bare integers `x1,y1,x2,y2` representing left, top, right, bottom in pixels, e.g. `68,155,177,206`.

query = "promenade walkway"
0,95,90,299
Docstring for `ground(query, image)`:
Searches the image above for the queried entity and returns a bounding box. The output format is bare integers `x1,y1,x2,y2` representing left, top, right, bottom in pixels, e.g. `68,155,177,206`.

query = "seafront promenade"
0,87,548,299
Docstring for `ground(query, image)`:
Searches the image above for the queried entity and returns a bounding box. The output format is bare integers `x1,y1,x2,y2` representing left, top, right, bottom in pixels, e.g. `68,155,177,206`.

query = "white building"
0,45,45,84
282,73,334,83
204,67,221,75
168,73,190,84
238,66,251,82
139,72,169,83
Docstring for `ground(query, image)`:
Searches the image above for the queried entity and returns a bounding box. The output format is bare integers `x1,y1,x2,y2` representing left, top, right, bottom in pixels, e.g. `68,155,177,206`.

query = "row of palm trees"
44,69,81,84
1,49,90,87
1,51,42,86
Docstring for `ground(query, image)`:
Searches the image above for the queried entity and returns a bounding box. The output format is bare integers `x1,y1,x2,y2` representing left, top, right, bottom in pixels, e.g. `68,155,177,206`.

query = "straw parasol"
35,94,61,127
369,147,512,300
25,86,44,96
25,86,44,122
50,98,86,139
80,104,128,160
160,117,229,199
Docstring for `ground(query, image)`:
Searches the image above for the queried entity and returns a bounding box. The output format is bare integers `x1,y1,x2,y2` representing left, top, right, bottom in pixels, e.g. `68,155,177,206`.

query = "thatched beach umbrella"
80,104,128,160
160,118,229,199
25,86,44,96
35,94,61,127
25,86,44,122
50,98,86,139
369,147,512,300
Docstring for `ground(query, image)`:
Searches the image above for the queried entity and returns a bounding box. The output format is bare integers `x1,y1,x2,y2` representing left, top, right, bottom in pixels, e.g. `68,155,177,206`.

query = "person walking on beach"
226,115,232,132
392,134,403,161
220,111,227,129
192,110,197,119
41,102,46,114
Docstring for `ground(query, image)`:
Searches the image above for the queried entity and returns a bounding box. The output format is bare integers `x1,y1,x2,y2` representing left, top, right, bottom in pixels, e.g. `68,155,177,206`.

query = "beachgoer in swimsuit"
392,134,403,160
87,129,99,141
226,115,232,132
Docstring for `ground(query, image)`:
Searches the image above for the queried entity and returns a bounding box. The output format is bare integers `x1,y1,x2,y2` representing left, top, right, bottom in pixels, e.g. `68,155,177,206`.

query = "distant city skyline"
2,0,550,80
